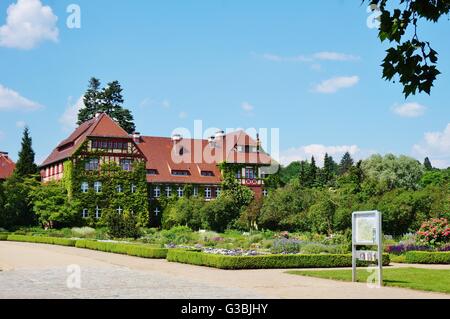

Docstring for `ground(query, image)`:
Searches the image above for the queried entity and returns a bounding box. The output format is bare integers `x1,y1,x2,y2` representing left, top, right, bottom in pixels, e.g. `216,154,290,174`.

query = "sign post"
352,210,383,287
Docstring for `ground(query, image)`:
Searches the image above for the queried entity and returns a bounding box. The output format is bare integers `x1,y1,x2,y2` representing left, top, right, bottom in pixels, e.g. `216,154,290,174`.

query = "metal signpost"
352,210,383,287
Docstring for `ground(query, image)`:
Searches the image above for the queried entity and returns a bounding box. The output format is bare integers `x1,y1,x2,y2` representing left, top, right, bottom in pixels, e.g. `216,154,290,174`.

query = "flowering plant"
416,218,450,247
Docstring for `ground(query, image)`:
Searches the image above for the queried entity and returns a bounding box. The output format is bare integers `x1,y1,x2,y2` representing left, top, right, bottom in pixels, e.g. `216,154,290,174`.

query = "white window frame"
116,206,123,215
116,184,123,193
154,207,160,216
153,186,160,198
94,181,102,193
215,188,221,197
263,189,268,197
131,184,137,193
81,182,89,193
205,187,211,199
177,187,184,198
95,206,101,219
193,186,198,197
165,186,171,197
82,208,88,218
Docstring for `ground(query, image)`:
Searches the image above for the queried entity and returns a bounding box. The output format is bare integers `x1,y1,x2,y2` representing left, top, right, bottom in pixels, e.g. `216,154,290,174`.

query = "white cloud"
178,111,188,119
161,99,171,108
0,0,59,50
314,76,360,94
59,96,85,132
413,123,450,168
280,144,361,166
312,52,360,61
241,102,254,113
0,84,42,111
261,51,360,63
16,120,26,128
392,102,426,118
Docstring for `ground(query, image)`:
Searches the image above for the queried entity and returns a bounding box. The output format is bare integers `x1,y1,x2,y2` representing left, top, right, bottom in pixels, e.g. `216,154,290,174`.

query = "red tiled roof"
0,152,15,180
41,113,130,167
136,132,274,184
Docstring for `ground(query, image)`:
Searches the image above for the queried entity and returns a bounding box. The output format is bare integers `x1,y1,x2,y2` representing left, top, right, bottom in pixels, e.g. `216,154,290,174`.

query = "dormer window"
172,170,190,176
201,171,214,177
147,169,158,176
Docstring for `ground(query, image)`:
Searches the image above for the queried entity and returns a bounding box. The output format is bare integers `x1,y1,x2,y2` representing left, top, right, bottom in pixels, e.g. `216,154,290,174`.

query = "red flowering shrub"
416,218,450,247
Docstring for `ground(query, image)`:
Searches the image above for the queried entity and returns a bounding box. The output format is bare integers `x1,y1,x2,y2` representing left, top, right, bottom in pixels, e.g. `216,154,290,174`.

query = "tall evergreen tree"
339,152,354,175
298,160,309,187
307,156,318,187
77,78,136,133
321,153,337,186
14,127,38,177
424,157,433,171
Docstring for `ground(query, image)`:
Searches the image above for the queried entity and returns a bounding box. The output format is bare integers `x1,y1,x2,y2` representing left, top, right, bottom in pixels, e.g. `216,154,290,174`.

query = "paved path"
0,241,449,299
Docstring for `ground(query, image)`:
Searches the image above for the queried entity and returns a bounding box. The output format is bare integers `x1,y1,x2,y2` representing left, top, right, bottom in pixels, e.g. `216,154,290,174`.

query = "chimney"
132,132,141,144
95,112,101,119
172,134,182,142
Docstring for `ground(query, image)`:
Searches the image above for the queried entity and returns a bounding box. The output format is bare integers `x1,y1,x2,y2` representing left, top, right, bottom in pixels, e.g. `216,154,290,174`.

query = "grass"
287,267,450,294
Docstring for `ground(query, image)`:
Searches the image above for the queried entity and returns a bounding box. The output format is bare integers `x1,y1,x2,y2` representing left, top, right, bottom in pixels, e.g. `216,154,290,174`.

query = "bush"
75,240,167,259
271,238,303,254
7,235,76,246
300,243,349,254
166,249,390,269
416,218,450,248
71,227,96,238
405,251,450,264
0,233,9,241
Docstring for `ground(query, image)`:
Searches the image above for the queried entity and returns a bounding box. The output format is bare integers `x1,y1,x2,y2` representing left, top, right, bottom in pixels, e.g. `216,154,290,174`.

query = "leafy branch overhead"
366,0,450,97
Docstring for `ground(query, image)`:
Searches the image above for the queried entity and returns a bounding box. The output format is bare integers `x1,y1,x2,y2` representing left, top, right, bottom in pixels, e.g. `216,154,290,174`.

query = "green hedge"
166,250,390,270
405,251,450,264
7,235,76,246
0,233,9,241
75,240,168,259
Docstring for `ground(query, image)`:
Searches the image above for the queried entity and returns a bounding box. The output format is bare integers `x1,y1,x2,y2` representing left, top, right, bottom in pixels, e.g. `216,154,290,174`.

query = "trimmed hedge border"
7,235,76,246
166,250,390,270
0,233,9,241
75,240,168,259
405,251,450,264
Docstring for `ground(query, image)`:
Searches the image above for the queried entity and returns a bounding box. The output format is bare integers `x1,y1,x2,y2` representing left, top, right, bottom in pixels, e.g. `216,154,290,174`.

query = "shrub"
405,251,450,264
166,250,390,269
300,243,349,255
75,240,168,258
0,233,9,241
416,218,450,248
7,235,76,246
71,227,96,238
271,238,303,254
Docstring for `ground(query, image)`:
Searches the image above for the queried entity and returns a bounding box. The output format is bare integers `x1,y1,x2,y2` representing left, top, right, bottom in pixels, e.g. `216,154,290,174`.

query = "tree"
200,194,239,233
77,78,136,133
424,157,433,171
162,197,205,230
339,152,354,175
307,156,318,187
14,127,38,177
236,197,264,231
221,168,254,208
298,160,310,187
320,153,337,187
366,0,450,97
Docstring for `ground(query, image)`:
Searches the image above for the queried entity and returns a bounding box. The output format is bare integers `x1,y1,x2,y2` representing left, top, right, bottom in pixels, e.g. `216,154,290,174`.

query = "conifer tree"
14,127,38,177
339,152,354,175
424,157,433,171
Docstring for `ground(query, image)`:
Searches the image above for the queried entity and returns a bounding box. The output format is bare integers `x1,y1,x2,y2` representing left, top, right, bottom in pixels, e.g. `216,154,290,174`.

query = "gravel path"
0,241,449,299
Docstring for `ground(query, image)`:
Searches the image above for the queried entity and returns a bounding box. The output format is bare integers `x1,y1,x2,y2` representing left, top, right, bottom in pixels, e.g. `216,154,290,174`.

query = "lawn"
286,267,450,294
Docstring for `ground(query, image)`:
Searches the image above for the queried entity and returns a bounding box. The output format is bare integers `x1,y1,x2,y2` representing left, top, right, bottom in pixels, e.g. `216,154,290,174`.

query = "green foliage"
7,234,76,246
361,154,423,190
416,218,450,248
201,194,241,233
29,181,81,228
366,0,450,97
77,77,136,133
235,197,263,231
405,251,450,264
166,250,390,269
14,127,38,177
0,233,9,241
75,240,168,258
339,152,354,175
162,197,205,230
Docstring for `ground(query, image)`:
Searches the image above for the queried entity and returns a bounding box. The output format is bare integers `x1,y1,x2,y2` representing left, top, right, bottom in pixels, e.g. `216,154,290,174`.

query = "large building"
40,113,275,224
0,152,15,181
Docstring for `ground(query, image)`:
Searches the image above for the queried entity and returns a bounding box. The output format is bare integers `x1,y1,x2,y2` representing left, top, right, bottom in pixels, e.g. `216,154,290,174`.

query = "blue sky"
0,0,449,167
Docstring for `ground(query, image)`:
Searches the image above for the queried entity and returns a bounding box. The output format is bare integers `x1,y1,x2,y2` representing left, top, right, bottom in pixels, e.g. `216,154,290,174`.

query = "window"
245,168,255,179
131,184,137,193
94,181,102,193
147,169,158,176
95,206,101,219
201,171,214,177
263,189,268,197
193,186,198,197
85,158,99,171
236,169,242,179
116,184,123,193
120,159,133,171
92,140,98,149
153,186,160,198
177,187,184,198
154,208,160,217
171,170,190,176
81,182,89,193
82,209,88,218
116,207,123,215
205,187,211,199
215,188,221,197
165,186,171,197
